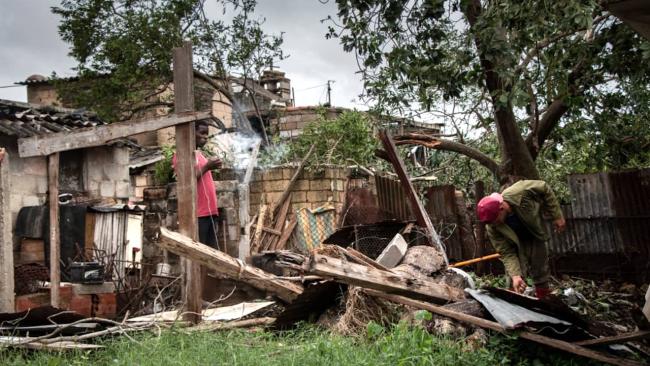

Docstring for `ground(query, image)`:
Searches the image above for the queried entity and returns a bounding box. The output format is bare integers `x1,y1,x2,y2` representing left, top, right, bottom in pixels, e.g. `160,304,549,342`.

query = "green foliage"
328,0,650,185
52,0,284,121
261,109,379,169
153,144,176,185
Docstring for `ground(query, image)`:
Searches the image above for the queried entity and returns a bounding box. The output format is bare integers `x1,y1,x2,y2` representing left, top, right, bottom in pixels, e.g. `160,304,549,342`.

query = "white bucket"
156,262,172,277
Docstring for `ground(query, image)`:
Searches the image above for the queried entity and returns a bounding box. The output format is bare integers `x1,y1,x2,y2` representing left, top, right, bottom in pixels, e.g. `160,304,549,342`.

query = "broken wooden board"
575,330,650,347
305,254,465,304
18,111,211,158
365,290,645,366
127,301,275,323
158,228,303,303
378,130,448,264
0,336,103,351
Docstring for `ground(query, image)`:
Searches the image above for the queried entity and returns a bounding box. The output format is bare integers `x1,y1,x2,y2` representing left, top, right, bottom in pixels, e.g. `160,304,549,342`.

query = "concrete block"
250,192,263,205
71,282,116,295
293,202,311,210
116,181,130,198
13,175,39,194
217,193,235,208
310,180,332,191
264,179,288,192
376,233,408,267
113,147,130,165
10,194,23,211
135,175,148,187
228,225,239,241
215,180,238,192
252,170,262,182
282,168,294,180
291,191,307,203
250,181,263,193
266,192,283,204
262,169,283,181
22,195,41,207
284,121,297,131
307,191,331,203
22,157,47,176
100,181,116,197
87,180,100,194
294,179,310,191
335,179,346,191
224,207,237,221
135,186,145,199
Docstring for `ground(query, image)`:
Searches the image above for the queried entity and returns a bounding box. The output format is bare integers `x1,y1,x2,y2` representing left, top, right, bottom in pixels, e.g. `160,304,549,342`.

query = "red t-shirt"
172,151,219,217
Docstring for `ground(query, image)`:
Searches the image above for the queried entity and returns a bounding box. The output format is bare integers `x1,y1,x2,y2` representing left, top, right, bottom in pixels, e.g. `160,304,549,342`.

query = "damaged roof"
0,99,105,138
0,99,141,150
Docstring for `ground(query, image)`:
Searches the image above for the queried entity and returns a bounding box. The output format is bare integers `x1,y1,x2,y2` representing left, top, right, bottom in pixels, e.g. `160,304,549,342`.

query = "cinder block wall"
248,165,348,218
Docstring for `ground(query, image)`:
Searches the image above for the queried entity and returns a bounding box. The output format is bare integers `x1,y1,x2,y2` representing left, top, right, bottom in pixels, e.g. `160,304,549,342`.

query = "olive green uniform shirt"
486,180,564,280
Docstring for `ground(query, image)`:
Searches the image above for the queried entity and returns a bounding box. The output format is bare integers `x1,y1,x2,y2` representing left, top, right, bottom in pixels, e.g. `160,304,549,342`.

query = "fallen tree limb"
364,289,645,366
158,228,303,303
305,254,465,304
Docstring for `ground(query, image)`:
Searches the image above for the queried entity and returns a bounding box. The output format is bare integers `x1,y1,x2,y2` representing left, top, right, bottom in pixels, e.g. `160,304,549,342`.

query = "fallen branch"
187,317,276,333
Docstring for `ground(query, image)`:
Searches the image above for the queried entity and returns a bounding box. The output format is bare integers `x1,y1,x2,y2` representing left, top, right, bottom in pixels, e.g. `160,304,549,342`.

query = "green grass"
0,322,606,366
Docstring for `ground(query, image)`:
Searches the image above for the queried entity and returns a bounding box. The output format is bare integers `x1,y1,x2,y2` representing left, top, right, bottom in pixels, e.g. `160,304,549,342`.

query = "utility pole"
326,80,335,106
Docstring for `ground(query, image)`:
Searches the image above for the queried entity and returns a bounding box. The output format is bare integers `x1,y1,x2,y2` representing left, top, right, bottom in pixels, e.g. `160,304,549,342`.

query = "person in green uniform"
476,180,566,299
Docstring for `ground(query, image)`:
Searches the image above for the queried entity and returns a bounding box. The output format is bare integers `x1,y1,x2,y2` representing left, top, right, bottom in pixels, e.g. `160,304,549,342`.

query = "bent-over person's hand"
553,217,566,233
511,275,526,294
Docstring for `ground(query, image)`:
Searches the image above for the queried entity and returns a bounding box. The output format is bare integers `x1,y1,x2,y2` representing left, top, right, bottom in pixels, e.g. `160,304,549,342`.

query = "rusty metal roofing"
0,99,105,138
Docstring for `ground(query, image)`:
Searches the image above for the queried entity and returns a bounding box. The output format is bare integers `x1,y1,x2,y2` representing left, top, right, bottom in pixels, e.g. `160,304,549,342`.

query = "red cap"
477,193,503,223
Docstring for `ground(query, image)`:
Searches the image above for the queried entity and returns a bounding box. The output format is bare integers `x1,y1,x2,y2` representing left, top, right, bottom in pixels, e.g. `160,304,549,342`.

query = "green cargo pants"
505,237,550,288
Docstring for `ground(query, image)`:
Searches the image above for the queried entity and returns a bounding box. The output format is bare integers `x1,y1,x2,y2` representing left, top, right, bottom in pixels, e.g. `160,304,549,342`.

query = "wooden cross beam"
18,111,211,157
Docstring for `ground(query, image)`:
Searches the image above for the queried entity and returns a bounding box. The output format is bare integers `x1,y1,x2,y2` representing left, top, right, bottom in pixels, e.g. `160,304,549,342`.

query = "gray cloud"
0,0,366,109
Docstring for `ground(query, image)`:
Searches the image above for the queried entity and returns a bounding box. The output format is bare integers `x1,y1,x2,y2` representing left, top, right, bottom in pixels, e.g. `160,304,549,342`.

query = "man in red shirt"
173,121,222,249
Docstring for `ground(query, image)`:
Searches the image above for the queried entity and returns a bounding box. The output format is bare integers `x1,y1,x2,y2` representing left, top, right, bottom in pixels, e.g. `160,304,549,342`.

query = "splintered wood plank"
265,194,292,251
48,152,60,307
158,228,303,303
344,248,393,272
250,205,268,254
173,41,201,324
272,216,297,251
306,254,465,304
18,112,211,158
378,130,447,264
365,290,645,366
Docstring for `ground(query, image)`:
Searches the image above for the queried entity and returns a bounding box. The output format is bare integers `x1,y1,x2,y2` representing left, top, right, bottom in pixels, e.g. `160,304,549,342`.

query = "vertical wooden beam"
48,152,60,307
378,130,448,264
173,41,201,324
473,181,488,274
237,141,261,259
0,149,15,312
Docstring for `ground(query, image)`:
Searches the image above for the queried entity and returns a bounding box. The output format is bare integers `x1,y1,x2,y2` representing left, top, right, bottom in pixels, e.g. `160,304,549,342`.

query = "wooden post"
473,181,488,275
48,153,60,307
0,149,15,312
237,140,261,259
173,41,201,324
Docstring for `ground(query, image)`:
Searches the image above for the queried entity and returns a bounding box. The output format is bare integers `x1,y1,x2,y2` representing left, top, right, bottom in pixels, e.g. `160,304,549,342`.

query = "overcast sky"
0,0,367,109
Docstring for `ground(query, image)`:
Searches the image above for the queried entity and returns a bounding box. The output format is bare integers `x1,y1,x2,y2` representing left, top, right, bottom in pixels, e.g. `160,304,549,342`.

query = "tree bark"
393,134,500,179
463,0,540,180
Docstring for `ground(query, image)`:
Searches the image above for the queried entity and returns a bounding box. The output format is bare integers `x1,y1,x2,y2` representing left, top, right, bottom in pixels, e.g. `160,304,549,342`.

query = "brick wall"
248,165,348,218
268,107,345,139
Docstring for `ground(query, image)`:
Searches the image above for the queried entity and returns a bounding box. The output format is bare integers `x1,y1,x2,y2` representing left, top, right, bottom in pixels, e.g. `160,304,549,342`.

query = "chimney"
259,70,291,102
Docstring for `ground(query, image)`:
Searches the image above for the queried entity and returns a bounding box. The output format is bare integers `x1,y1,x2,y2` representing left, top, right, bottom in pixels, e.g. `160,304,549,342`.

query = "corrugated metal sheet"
467,289,571,330
549,169,650,260
426,185,463,261
375,174,414,222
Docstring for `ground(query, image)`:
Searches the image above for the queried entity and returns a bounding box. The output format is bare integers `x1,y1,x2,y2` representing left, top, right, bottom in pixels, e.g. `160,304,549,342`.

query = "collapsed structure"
0,43,648,366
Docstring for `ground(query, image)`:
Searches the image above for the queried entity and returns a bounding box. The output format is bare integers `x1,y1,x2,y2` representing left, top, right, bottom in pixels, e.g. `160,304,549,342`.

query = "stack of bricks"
214,180,240,258
131,171,156,202
248,165,348,220
15,283,117,318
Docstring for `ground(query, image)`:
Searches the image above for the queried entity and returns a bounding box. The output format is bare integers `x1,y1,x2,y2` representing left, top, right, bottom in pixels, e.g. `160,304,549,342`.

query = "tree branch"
393,133,500,179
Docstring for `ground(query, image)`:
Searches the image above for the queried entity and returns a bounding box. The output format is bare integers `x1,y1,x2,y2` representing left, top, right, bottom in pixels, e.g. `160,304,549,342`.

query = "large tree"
327,0,650,183
53,0,284,121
